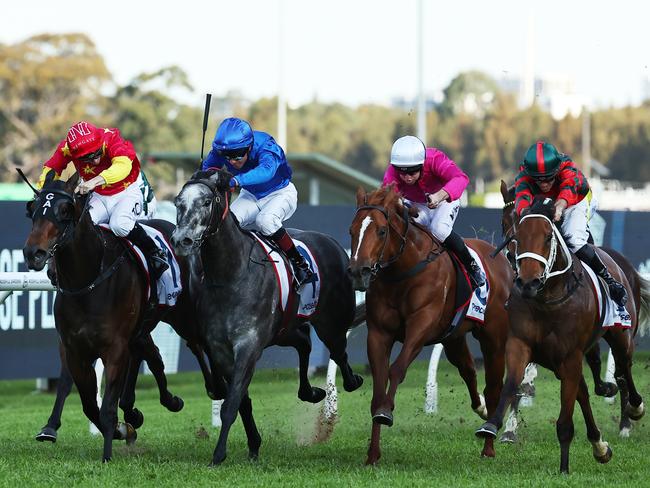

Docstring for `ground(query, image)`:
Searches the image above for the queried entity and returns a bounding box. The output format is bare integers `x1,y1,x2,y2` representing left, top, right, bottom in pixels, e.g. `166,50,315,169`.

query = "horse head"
23,172,82,271
497,180,517,269
348,184,415,291
171,168,232,256
513,198,571,298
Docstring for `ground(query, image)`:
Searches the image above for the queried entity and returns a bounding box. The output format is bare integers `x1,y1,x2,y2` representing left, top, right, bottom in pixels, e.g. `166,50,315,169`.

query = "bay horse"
170,169,364,466
498,181,650,437
348,185,513,465
477,198,645,473
22,173,212,461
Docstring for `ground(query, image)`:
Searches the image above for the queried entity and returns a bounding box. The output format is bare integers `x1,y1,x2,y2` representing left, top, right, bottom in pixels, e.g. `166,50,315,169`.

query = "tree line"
2,34,649,190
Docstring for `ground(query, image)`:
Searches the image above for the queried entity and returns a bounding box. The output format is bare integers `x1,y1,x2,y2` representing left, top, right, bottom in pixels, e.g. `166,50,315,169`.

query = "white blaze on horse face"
354,216,373,260
178,185,211,236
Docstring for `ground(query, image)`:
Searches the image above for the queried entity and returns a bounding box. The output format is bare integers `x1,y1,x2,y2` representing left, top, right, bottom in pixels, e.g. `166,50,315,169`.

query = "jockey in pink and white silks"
383,135,485,288
201,117,314,287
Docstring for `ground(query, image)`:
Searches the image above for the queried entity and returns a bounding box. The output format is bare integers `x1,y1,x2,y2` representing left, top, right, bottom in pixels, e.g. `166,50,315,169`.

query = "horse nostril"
181,237,193,247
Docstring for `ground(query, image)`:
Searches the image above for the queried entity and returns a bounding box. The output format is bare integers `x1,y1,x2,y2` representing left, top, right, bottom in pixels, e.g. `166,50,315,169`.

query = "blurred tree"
439,71,500,118
0,33,110,179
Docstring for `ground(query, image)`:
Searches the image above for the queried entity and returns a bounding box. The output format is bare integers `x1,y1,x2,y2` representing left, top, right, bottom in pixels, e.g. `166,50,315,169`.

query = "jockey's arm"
36,139,71,189
235,152,279,187
99,156,132,184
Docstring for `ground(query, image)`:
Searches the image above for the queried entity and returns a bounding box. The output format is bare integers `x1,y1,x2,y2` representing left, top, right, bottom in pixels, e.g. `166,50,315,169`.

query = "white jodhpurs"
88,174,147,237
408,199,461,241
231,183,298,236
561,196,591,252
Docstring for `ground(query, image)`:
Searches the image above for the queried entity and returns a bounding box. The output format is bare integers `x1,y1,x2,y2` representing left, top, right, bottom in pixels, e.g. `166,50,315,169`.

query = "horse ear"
356,187,367,206
500,180,511,203
65,172,80,193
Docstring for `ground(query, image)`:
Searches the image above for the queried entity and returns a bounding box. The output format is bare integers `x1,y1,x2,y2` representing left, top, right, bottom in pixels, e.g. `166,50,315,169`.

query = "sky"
3,0,649,109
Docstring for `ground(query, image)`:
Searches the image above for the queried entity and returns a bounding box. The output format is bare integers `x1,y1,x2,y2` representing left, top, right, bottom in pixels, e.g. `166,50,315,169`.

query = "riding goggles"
218,147,250,161
394,164,423,175
78,147,104,163
533,174,556,184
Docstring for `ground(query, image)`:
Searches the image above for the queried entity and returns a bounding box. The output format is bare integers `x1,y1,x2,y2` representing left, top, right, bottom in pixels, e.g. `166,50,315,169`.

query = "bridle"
179,179,231,250
354,201,410,277
515,213,572,284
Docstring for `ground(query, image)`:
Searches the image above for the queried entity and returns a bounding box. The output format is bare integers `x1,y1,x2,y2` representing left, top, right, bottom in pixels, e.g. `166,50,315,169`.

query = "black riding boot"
268,227,315,289
443,231,485,289
576,244,627,307
127,223,169,281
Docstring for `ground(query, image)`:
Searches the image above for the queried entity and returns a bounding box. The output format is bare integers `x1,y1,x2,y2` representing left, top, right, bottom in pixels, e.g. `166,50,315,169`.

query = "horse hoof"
372,410,393,427
209,454,226,467
475,422,498,439
124,408,144,429
625,401,645,421
169,396,184,413
499,431,517,443
619,427,631,438
481,446,496,458
595,382,618,398
299,387,326,404
344,374,364,392
35,426,58,443
594,446,613,464
125,423,137,445
365,454,380,466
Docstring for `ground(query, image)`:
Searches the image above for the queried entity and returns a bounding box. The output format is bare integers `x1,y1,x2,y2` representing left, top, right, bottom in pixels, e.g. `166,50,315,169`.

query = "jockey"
201,117,314,288
514,140,627,306
36,121,169,280
383,135,485,289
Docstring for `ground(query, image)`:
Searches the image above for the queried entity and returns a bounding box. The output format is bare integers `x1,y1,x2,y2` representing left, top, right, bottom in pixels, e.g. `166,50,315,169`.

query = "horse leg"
210,342,261,466
36,346,74,442
443,336,484,418
136,333,184,412
100,352,135,462
118,354,145,430
609,330,645,429
281,323,326,403
366,327,394,466
576,374,612,464
187,340,218,400
586,341,618,397
238,390,262,460
476,337,531,439
556,356,582,474
476,336,506,457
65,351,102,434
311,320,363,392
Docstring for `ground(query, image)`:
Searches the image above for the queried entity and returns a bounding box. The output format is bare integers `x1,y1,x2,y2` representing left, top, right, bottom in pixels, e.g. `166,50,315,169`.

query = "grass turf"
0,353,649,487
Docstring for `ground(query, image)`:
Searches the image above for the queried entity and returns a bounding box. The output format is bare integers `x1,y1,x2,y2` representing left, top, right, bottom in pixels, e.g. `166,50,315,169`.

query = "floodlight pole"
416,0,426,143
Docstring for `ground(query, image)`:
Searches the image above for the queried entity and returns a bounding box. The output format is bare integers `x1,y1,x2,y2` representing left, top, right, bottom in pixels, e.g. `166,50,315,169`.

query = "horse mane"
191,169,233,192
363,184,419,220
526,197,556,221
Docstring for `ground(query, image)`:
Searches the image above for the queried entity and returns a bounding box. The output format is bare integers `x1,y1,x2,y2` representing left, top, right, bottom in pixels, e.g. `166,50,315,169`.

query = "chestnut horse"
498,181,650,437
477,198,645,473
349,185,513,465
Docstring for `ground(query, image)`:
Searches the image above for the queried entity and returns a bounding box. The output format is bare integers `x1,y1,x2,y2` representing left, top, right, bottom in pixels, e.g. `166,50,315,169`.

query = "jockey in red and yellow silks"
36,121,168,280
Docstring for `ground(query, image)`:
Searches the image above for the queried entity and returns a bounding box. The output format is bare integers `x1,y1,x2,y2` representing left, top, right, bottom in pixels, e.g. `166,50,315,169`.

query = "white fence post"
424,343,445,414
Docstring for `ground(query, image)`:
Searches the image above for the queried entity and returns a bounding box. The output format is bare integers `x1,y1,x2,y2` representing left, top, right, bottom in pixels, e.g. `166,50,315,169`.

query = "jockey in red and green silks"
514,140,627,306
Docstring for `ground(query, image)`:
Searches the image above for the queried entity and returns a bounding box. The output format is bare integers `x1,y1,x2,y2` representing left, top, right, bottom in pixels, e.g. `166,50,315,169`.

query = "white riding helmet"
390,135,426,168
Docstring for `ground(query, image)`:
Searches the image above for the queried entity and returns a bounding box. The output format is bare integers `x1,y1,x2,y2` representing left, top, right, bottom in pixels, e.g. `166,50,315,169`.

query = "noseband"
515,213,572,284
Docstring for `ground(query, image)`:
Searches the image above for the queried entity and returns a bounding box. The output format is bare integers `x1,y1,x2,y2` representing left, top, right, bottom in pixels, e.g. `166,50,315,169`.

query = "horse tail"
351,300,366,328
638,274,650,337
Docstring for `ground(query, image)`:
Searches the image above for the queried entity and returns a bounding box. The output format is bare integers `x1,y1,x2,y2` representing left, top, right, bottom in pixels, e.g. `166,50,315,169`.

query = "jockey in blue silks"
202,117,314,287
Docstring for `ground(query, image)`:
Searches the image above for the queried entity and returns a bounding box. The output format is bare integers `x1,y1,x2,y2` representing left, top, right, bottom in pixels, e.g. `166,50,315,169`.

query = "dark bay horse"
170,169,364,466
498,180,650,437
477,198,646,473
23,173,211,461
348,185,513,465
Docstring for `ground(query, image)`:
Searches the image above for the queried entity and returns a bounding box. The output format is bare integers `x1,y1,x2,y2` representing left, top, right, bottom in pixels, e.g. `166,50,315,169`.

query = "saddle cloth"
582,261,632,328
449,246,490,329
251,234,321,318
99,224,182,307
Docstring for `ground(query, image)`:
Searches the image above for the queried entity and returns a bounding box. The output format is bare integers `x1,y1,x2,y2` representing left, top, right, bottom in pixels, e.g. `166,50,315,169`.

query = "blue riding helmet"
212,118,254,151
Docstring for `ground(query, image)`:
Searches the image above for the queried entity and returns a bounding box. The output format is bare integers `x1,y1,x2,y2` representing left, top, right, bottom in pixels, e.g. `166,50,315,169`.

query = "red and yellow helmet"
65,121,104,159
